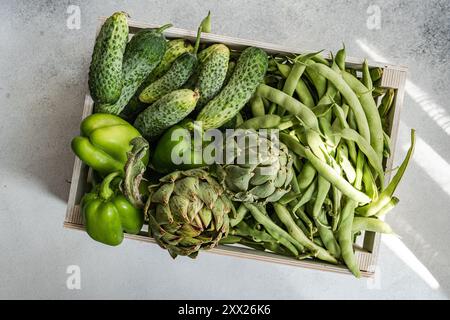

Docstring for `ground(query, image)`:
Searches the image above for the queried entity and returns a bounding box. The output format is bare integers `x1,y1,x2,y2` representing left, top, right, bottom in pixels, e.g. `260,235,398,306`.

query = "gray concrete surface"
0,0,449,299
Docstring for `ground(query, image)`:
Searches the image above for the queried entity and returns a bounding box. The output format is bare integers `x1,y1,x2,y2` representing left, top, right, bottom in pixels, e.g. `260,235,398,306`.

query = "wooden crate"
64,17,408,277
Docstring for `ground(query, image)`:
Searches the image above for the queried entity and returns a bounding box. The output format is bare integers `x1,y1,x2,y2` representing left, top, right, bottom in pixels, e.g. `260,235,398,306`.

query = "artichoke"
216,129,294,203
145,168,231,258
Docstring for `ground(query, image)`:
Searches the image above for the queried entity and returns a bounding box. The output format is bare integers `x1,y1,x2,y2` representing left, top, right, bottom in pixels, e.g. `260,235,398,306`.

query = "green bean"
292,177,317,212
303,147,371,204
282,61,306,97
292,206,317,237
379,88,395,119
375,196,399,218
337,199,360,277
336,143,356,183
383,130,392,159
337,151,364,277
338,127,384,185
372,86,387,98
311,53,330,66
312,177,341,258
306,62,371,142
276,63,315,108
256,84,319,131
332,103,357,162
362,163,379,200
291,171,301,194
273,203,338,264
230,204,249,227
370,67,383,82
280,132,306,158
362,59,373,90
331,186,342,231
244,203,304,255
305,67,327,99
263,241,297,257
291,212,310,238
291,152,303,173
341,71,384,158
232,221,276,243
250,94,265,117
357,129,416,216
305,129,328,162
335,45,346,71
347,109,357,131
238,238,267,251
313,237,324,247
297,162,317,190
279,191,301,205
352,217,394,234
219,235,242,244
238,114,281,130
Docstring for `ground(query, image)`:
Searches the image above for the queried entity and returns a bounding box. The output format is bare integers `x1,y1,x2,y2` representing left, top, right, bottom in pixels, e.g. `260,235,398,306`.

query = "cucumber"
121,38,193,120
88,12,128,104
195,44,230,109
141,39,194,90
196,47,268,130
95,24,171,115
134,89,199,140
139,52,197,104
138,27,202,104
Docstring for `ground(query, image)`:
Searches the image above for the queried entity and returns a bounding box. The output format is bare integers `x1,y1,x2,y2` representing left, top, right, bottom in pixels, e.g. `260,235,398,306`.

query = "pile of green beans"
222,47,415,278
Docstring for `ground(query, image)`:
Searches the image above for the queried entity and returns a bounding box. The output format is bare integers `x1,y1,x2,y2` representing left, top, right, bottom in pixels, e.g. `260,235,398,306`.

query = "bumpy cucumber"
141,39,194,90
95,25,171,115
196,47,268,130
134,89,199,140
121,39,194,120
139,52,197,104
88,12,128,104
138,27,202,104
195,44,230,109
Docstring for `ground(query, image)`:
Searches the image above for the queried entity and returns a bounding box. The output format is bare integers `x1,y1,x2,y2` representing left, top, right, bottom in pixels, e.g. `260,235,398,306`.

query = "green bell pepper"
81,171,144,246
152,121,206,173
71,113,149,176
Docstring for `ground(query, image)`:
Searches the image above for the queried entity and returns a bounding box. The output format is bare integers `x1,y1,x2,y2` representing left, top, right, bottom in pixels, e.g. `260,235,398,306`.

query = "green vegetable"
357,129,416,216
352,217,394,234
276,63,315,108
139,39,194,91
145,169,231,258
244,203,303,256
337,151,364,278
71,113,148,176
196,47,268,129
306,62,371,143
139,26,202,104
200,11,212,33
96,24,171,115
151,121,205,173
134,89,199,140
216,130,294,204
195,44,230,108
273,203,337,264
88,12,129,104
81,171,144,246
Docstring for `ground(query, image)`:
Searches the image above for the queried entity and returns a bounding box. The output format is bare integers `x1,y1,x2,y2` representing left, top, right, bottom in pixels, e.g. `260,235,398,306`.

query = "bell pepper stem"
99,171,121,200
